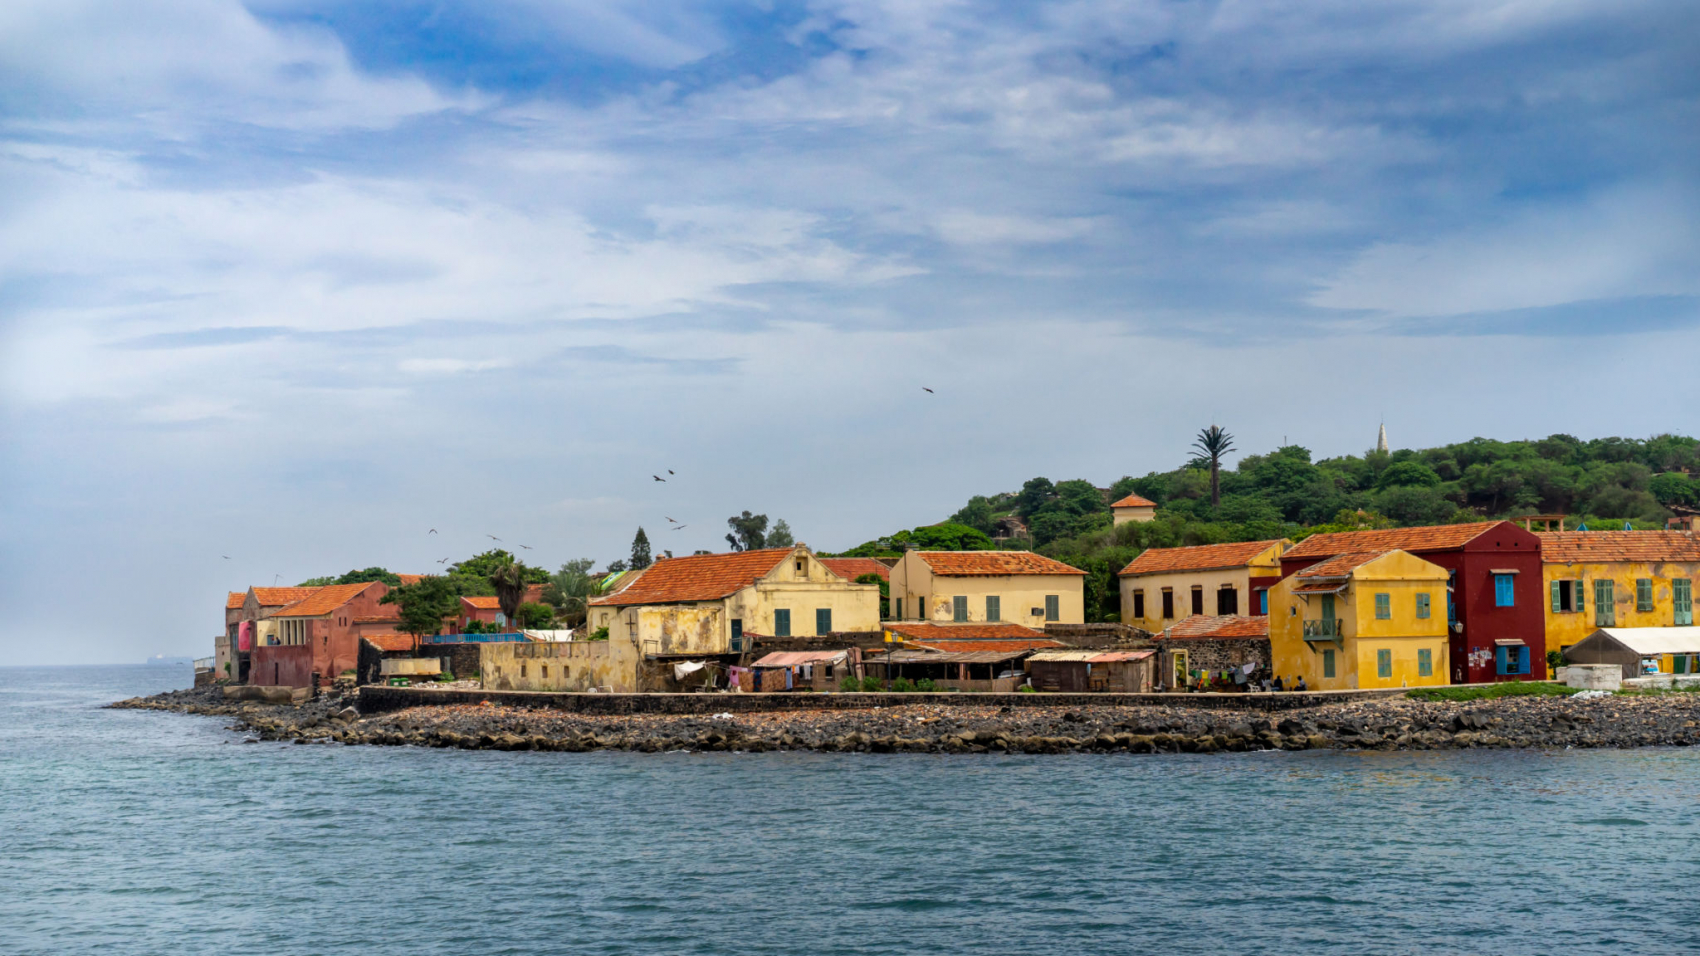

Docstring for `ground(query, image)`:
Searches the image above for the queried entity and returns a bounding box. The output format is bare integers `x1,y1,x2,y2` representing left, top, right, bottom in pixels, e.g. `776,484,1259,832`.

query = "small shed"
1026,649,1156,693
750,650,855,692
1563,627,1700,679
864,649,1030,692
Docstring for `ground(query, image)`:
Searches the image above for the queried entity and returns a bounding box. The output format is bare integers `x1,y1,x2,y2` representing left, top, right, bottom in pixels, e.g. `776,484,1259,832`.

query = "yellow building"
586,544,882,660
888,551,1086,626
1268,549,1451,690
1118,539,1291,632
1111,493,1157,525
1538,531,1700,654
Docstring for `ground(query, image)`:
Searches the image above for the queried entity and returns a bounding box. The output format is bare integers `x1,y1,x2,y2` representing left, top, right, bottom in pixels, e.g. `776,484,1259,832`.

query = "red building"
251,582,403,687
457,585,547,630
1278,520,1544,684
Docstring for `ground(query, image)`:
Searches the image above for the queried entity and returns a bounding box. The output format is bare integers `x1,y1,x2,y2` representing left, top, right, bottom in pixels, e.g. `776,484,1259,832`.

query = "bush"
435,671,455,683
1017,684,1037,693
891,677,917,693
1407,681,1578,702
517,602,555,629
916,678,937,692
840,675,861,692
588,626,609,642
860,676,882,692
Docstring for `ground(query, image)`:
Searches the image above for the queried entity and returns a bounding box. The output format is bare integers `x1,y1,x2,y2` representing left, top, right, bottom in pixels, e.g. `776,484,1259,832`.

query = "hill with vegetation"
835,432,1700,622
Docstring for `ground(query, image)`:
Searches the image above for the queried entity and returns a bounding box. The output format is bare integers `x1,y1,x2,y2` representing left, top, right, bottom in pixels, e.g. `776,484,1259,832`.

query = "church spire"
1376,422,1389,454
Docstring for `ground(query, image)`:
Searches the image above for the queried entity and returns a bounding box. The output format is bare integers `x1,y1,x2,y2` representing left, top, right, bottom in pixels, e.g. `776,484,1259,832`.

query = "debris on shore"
112,685,1700,754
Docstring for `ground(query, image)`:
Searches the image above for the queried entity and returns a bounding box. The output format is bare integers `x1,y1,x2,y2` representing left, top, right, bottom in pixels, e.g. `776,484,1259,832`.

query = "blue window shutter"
1259,590,1268,614
1495,574,1515,607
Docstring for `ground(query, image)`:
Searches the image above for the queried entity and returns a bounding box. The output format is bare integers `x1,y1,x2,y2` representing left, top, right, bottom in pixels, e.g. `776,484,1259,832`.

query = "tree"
542,558,598,628
487,557,530,628
299,567,400,587
380,576,458,643
1191,424,1236,509
516,602,555,629
950,495,996,534
726,511,769,551
630,527,653,569
767,519,794,548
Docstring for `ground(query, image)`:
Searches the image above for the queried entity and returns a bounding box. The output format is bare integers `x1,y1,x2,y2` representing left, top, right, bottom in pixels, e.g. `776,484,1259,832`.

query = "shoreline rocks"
110,686,1700,754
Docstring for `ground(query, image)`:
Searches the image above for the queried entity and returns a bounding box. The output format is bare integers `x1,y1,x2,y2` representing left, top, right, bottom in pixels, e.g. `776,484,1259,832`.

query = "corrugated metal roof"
1588,627,1700,655
1026,650,1105,662
1088,649,1155,662
751,650,848,667
880,650,1028,664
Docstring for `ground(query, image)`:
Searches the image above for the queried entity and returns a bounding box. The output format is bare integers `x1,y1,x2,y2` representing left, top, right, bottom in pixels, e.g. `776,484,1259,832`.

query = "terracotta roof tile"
462,596,503,610
1111,493,1157,508
395,574,424,586
1283,521,1504,560
274,583,380,617
1293,551,1392,578
589,549,795,606
1119,540,1286,576
362,633,418,652
885,622,1050,643
250,586,321,607
1538,531,1700,565
226,592,246,610
909,638,1067,653
915,551,1086,576
1162,614,1270,640
820,557,891,583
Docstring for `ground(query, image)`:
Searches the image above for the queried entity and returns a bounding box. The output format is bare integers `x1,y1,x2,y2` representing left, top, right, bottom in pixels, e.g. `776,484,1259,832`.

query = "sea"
3,665,1698,956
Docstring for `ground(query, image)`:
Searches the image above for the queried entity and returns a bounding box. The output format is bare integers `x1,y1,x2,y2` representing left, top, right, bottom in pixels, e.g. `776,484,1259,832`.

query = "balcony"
1303,619,1343,641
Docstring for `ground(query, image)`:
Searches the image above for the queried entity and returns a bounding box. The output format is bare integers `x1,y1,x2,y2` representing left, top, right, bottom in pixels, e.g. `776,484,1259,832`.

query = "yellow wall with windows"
1542,561,1700,653
1269,550,1451,690
889,552,1084,626
1118,541,1287,631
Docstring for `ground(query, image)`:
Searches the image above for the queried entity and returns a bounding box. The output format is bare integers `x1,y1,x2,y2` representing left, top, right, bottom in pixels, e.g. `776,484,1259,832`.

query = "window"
1418,648,1432,677
1447,570,1457,623
1416,593,1431,620
893,598,903,620
774,609,791,638
1045,594,1060,622
1322,648,1335,678
1675,654,1689,675
1594,579,1615,626
1636,578,1654,613
1374,593,1391,620
1676,579,1693,626
731,619,743,651
796,560,805,574
520,664,527,678
1496,644,1530,675
1258,590,1268,615
1494,574,1515,607
1132,589,1146,620
1551,579,1586,613
1190,585,1204,616
1161,588,1174,619
541,666,548,679
986,595,1000,622
1377,648,1391,679
953,595,968,623
1216,586,1238,616
815,608,832,635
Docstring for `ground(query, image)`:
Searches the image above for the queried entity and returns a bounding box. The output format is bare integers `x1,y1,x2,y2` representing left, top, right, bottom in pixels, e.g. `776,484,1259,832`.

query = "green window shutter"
1416,593,1430,619
1637,579,1653,613
1045,594,1060,622
1375,593,1390,620
1377,649,1391,679
1574,579,1584,612
1675,579,1692,625
1322,649,1335,679
1550,581,1561,613
815,608,831,635
1418,648,1432,677
986,595,1000,622
774,609,791,637
952,595,968,623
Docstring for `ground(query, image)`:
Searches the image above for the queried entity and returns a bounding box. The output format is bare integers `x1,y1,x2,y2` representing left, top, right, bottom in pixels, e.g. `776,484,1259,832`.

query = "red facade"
250,644,314,687
1279,521,1545,684
260,583,399,687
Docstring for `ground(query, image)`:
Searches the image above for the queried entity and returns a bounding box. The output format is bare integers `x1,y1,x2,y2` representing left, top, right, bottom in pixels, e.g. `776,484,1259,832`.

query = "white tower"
1376,422,1389,454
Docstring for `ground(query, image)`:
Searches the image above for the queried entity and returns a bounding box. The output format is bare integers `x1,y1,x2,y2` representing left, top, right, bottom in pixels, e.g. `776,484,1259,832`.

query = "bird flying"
672,524,687,531
519,544,532,550
668,469,675,475
437,557,450,564
653,475,666,482
428,528,437,534
665,516,677,523
222,555,231,560
922,387,934,394
487,534,502,541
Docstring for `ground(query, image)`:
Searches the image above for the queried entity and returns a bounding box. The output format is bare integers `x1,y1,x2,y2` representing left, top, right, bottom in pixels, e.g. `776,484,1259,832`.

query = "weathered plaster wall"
481,640,639,693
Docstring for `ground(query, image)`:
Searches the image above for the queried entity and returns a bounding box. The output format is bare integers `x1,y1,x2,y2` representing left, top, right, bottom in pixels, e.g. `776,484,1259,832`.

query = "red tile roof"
885,622,1050,643
227,592,245,610
525,583,546,603
362,633,418,652
915,551,1086,576
1111,493,1156,508
909,638,1067,653
1162,614,1270,640
589,549,794,606
1119,540,1286,576
274,583,379,617
1283,521,1504,561
395,574,424,586
1538,531,1700,565
820,557,891,583
1293,551,1390,579
461,596,503,610
251,586,320,607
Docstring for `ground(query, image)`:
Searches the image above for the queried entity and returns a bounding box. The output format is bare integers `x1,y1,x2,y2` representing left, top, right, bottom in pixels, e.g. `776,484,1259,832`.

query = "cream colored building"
586,544,882,660
1111,493,1157,525
1119,539,1291,631
888,551,1086,626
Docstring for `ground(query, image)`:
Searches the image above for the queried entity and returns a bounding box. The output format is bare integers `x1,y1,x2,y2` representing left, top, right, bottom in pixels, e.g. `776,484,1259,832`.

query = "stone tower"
1376,422,1389,454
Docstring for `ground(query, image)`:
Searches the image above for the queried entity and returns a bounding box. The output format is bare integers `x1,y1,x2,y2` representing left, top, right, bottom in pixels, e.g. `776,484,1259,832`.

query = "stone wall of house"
1044,623,1151,647
1155,638,1272,675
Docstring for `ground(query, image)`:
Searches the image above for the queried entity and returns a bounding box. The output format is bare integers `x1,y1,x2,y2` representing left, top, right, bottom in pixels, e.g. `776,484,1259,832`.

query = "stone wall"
748,631,887,655
358,684,1410,716
1154,638,1271,675
1044,623,1151,647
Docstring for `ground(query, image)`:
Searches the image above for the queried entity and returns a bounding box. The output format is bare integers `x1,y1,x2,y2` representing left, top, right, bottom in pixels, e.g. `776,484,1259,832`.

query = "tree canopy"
725,511,769,551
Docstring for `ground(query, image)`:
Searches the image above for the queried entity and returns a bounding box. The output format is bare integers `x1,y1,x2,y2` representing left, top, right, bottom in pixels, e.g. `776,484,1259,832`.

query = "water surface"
3,666,1696,955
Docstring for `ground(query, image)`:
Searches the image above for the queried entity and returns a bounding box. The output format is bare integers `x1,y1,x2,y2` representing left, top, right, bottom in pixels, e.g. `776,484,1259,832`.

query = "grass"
1614,683,1700,696
1406,681,1581,702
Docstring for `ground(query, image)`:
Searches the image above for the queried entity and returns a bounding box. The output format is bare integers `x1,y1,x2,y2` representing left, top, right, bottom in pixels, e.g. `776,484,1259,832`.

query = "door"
1320,594,1336,636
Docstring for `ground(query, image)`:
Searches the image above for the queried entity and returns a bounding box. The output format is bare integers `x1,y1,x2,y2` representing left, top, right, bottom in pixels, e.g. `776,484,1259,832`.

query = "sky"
2,0,1697,663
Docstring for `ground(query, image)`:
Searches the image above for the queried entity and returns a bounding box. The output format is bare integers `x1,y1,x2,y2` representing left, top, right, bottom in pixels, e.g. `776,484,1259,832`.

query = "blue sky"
2,1,1697,663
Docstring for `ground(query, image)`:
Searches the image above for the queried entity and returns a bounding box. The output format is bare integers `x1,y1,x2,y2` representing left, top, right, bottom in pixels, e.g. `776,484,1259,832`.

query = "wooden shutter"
1551,581,1561,613
1574,579,1584,612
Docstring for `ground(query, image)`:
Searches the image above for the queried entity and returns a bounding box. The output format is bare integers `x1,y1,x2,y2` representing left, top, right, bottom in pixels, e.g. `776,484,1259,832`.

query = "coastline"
112,685,1700,753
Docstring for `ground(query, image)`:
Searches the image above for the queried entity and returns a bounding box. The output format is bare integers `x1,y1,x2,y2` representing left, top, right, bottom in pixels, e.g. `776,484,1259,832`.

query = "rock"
335,707,359,723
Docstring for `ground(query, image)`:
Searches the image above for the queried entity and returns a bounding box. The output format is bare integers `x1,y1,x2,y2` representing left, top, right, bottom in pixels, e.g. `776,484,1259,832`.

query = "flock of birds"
223,389,944,571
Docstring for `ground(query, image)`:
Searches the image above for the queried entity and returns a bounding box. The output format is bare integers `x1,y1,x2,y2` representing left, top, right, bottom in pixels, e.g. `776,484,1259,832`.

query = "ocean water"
3,666,1698,956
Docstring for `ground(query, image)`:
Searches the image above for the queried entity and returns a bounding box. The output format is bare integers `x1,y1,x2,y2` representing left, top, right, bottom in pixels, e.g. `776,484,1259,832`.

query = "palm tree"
488,557,530,630
1192,424,1236,510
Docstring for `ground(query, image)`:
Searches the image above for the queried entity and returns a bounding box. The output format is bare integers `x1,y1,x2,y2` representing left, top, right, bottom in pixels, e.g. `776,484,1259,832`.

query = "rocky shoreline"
111,685,1700,754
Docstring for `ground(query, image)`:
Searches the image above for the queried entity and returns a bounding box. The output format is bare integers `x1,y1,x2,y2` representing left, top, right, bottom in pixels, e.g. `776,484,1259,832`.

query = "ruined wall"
1154,638,1271,679
481,640,637,693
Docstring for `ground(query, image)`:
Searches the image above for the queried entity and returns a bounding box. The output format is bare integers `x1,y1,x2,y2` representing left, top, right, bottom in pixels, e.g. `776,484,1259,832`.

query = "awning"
751,650,848,668
1489,568,1520,575
1494,639,1527,647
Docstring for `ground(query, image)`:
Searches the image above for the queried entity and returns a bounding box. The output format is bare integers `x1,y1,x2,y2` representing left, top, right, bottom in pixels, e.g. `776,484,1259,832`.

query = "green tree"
950,495,997,534
516,602,555,629
542,558,598,628
1376,461,1441,489
487,557,531,627
1191,424,1236,509
630,527,653,569
768,519,795,548
380,576,458,642
1016,477,1056,518
725,511,769,551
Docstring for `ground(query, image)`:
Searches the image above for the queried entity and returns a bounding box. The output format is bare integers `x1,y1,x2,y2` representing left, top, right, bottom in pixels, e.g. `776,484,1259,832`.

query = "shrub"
891,677,917,693
1407,681,1578,702
860,676,882,692
1017,684,1037,693
840,675,861,692
915,678,937,692
436,671,455,683
588,626,609,642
